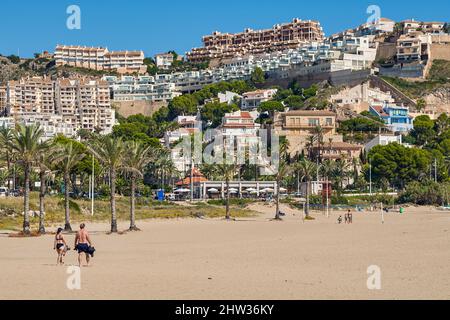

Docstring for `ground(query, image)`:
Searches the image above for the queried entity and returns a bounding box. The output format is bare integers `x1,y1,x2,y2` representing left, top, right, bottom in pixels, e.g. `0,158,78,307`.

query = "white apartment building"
241,89,278,110
333,36,378,70
365,134,403,152
103,76,181,103
220,110,260,139
401,20,445,35
55,45,146,74
165,115,202,146
5,77,115,136
155,53,175,70
0,114,76,141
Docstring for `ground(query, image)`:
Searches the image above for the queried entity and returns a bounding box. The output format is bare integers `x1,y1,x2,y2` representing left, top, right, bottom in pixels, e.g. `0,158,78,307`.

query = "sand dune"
0,205,449,300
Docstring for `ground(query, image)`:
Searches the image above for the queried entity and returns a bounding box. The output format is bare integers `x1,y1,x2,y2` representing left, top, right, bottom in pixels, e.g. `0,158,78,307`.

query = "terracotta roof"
371,105,389,117
316,142,362,150
283,110,336,117
176,168,207,186
224,111,253,119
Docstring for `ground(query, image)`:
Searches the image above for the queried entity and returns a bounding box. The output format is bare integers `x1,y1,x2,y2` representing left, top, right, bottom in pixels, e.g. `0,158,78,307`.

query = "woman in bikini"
54,228,68,266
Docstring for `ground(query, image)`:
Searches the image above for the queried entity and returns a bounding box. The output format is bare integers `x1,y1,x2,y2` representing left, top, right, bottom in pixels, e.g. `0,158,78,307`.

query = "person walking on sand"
54,228,68,266
347,209,353,224
74,223,93,267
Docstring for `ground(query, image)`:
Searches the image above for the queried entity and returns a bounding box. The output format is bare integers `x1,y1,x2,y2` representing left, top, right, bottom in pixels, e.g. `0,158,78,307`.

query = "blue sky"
1,0,449,58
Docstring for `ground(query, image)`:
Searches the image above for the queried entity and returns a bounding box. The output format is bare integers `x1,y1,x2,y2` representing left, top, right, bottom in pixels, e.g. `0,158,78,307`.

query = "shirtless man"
74,223,93,267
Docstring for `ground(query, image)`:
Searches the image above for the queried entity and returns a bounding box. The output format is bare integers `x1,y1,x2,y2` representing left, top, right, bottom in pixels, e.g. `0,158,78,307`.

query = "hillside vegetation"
382,76,450,99
428,59,450,81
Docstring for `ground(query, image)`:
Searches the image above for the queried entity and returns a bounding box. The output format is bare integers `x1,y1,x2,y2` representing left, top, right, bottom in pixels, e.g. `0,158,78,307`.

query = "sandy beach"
0,204,449,300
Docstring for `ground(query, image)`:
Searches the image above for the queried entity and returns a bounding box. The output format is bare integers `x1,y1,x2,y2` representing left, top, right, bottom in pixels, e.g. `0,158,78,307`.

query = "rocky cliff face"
423,86,450,113
0,57,29,84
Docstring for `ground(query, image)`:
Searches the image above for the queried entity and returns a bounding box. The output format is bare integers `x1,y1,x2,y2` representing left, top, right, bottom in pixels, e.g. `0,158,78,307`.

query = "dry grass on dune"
0,193,258,231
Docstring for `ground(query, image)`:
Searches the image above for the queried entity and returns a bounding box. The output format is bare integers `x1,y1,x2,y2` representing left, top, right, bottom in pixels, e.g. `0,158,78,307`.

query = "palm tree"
0,126,14,190
274,160,292,220
123,141,152,231
295,159,317,218
36,140,52,234
9,124,45,234
332,160,351,196
313,126,324,162
54,142,85,231
88,136,126,233
214,162,239,220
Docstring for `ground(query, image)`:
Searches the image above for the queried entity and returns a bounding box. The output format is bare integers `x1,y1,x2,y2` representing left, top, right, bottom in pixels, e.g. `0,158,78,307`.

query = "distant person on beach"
337,215,343,224
347,209,353,224
74,223,93,267
53,228,68,266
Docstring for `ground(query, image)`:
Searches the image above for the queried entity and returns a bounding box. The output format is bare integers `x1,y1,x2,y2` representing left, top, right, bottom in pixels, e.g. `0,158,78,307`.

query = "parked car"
0,187,8,197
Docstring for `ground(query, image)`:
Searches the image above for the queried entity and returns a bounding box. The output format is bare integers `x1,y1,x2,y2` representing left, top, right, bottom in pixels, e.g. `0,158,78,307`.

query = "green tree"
284,95,304,110
123,141,153,231
250,67,266,85
9,125,46,234
87,136,126,233
214,161,240,220
368,143,431,189
0,126,14,190
201,102,239,128
258,101,285,122
36,141,54,234
294,159,317,218
168,95,198,118
411,115,436,146
54,142,86,231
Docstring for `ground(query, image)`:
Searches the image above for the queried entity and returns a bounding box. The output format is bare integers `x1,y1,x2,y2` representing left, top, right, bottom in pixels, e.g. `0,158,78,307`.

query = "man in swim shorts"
74,223,93,267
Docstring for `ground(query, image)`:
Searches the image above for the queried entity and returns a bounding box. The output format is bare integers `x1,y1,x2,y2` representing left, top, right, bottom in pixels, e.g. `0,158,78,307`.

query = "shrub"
399,180,448,206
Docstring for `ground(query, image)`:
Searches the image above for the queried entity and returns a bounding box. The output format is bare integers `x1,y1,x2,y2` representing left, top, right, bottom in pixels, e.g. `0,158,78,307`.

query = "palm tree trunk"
38,170,46,234
129,174,138,231
275,175,281,220
6,152,11,191
64,173,72,231
225,179,230,220
110,168,118,233
23,163,31,235
305,180,310,217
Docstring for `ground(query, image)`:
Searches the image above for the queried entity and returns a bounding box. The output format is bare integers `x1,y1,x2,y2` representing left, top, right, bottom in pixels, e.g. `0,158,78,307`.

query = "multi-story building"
0,114,75,141
274,110,343,156
311,142,363,161
155,53,175,70
55,45,146,74
241,89,278,110
369,103,414,133
166,115,202,174
103,76,181,102
0,86,7,115
220,110,260,139
396,32,431,62
401,20,445,35
7,77,56,114
4,77,115,135
273,110,363,160
187,18,324,63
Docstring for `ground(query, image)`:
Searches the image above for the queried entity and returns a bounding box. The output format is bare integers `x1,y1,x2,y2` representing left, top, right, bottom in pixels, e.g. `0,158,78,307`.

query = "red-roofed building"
176,167,208,187
220,110,260,139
